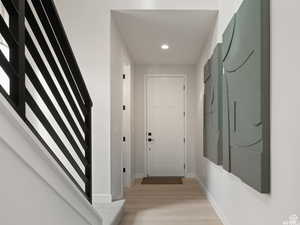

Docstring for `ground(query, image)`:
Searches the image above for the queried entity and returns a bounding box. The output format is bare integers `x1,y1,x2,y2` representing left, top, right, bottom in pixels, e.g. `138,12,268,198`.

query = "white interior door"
146,76,185,177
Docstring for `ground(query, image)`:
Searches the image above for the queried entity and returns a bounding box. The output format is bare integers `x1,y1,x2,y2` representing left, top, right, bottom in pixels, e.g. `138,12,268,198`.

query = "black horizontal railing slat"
9,0,25,115
0,0,93,202
25,3,86,131
0,50,17,79
24,117,86,196
84,106,92,200
0,16,18,48
25,31,87,150
2,0,19,15
25,89,88,184
39,0,92,106
29,0,87,115
26,59,88,167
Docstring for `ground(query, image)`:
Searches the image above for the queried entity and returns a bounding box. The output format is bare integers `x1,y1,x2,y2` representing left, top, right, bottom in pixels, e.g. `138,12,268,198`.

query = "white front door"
146,76,185,177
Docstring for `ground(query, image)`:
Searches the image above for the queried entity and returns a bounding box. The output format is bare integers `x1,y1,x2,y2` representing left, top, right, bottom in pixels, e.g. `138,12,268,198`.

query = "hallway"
120,179,223,225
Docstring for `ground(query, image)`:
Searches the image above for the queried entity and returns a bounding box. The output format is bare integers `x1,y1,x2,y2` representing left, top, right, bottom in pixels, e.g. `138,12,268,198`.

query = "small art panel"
203,44,223,165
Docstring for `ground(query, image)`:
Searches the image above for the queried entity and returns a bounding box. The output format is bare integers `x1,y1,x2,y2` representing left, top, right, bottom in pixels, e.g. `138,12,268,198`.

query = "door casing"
122,65,132,191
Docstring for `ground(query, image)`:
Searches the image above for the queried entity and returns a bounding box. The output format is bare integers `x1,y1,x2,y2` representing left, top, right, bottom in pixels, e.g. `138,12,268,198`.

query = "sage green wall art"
222,0,270,193
204,44,223,165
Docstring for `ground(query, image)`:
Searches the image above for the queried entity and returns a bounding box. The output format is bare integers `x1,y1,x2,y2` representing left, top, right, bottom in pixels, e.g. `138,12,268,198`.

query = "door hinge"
123,136,126,142
123,74,126,79
183,85,186,91
184,164,186,169
123,168,126,173
123,105,126,110
184,138,186,143
183,112,186,117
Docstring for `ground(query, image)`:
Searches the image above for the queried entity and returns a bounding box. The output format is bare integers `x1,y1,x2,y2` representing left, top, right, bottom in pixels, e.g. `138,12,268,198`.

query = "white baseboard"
94,200,125,225
135,173,145,179
93,194,112,204
195,176,232,225
186,173,196,178
110,201,125,225
135,173,196,179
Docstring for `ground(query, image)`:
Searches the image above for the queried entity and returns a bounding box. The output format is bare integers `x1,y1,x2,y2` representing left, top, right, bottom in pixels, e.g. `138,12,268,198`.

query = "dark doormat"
141,177,183,184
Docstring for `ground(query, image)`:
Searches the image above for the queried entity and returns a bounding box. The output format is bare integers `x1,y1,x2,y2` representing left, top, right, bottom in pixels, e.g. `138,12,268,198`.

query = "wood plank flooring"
120,178,223,225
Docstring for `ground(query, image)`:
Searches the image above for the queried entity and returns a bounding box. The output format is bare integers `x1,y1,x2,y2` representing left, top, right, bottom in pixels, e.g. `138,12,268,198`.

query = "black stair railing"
0,0,93,202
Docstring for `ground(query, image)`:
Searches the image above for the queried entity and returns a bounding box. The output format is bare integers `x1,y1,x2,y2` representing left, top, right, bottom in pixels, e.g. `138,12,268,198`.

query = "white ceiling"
112,10,218,65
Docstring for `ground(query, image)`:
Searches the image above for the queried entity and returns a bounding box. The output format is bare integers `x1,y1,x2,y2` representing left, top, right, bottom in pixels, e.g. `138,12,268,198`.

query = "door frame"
144,74,187,177
122,65,132,192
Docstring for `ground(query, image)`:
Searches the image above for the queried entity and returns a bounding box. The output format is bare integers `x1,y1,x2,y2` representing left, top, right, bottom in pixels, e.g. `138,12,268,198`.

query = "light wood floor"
120,178,223,225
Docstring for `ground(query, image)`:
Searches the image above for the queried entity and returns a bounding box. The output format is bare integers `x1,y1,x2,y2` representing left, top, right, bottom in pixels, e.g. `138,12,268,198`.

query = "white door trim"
143,74,187,177
122,65,132,191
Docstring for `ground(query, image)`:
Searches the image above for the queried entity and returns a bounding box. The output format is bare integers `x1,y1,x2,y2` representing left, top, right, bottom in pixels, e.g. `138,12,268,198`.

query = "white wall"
134,64,197,178
55,0,219,202
0,90,102,225
110,17,133,200
195,0,300,225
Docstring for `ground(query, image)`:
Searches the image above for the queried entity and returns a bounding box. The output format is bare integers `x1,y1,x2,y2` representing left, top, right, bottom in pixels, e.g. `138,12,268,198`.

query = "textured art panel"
222,0,270,193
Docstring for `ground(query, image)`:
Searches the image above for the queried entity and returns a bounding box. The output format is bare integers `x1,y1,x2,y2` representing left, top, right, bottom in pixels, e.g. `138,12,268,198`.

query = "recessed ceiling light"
161,44,169,50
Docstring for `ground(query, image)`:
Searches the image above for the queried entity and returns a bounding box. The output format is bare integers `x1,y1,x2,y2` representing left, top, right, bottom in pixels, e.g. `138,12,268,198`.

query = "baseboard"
135,173,145,179
135,173,196,179
93,194,112,204
110,200,125,225
186,173,196,178
195,176,232,225
94,200,125,225
111,201,125,225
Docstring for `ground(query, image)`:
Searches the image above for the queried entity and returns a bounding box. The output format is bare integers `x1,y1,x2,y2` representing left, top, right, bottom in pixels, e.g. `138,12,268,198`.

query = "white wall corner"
93,194,113,204
195,176,232,225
